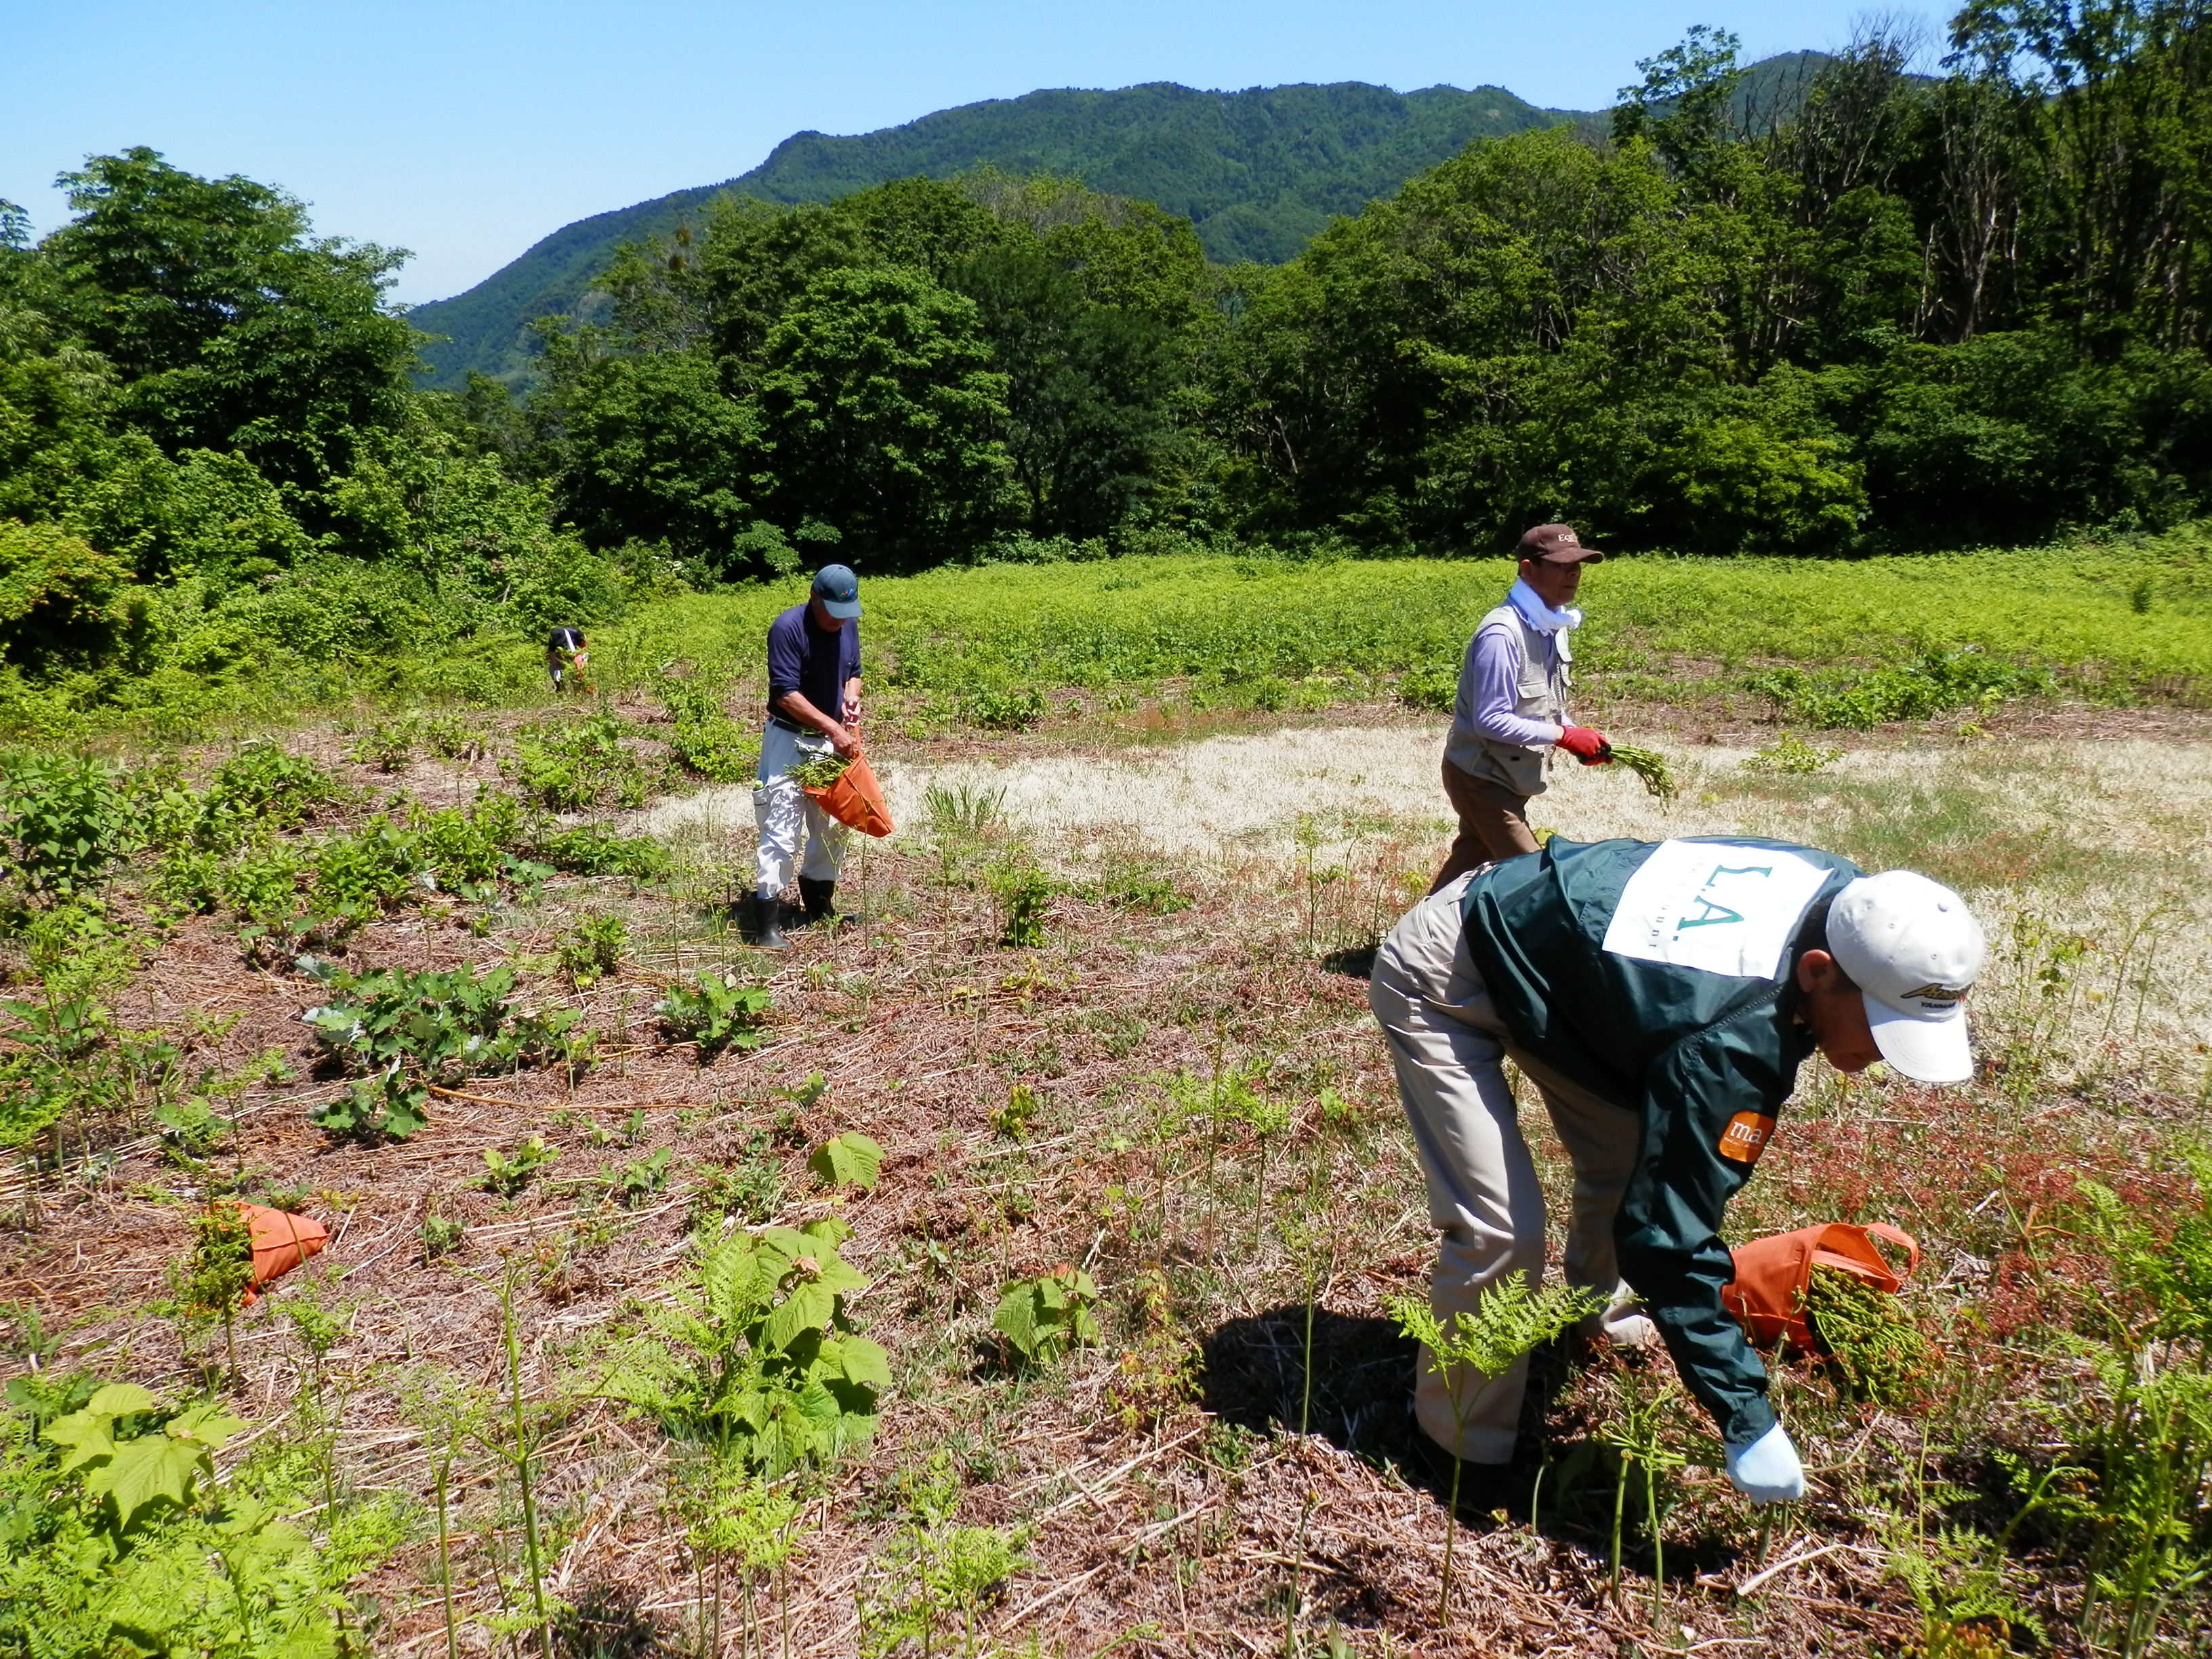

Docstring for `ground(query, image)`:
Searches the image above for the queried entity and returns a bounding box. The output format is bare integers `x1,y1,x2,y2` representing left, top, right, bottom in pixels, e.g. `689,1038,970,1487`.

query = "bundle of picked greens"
1803,1263,1931,1404
790,752,852,791
1603,743,1679,805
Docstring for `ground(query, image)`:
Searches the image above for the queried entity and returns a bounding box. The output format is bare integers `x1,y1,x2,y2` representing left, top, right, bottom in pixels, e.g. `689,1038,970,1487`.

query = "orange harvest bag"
237,1204,328,1305
804,747,894,838
1722,1221,1918,1349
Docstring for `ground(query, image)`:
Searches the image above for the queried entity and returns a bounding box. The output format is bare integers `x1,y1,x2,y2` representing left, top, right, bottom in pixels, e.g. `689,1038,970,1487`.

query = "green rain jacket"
1460,834,1863,1448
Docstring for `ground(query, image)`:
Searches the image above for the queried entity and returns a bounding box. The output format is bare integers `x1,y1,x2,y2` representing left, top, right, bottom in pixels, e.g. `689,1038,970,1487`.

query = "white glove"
1724,1423,1805,1504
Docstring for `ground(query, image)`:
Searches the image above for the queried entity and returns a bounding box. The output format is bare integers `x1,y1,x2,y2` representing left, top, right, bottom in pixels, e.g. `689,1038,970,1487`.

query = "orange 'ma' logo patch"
1717,1111,1777,1165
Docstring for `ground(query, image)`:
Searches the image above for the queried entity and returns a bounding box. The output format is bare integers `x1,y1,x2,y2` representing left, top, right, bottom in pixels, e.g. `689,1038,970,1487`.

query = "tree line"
1,2,2209,708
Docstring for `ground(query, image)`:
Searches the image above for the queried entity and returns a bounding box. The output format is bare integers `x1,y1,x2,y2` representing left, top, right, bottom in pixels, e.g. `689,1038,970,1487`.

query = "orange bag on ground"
236,1204,328,1305
804,746,895,838
1722,1221,1918,1349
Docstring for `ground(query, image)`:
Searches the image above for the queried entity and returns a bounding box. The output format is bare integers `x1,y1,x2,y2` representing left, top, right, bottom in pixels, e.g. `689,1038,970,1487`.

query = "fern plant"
0,1378,371,1658
1388,1280,1603,1624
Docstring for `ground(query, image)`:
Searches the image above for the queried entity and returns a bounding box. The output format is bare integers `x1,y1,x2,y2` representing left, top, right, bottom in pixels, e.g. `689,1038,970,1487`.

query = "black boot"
797,877,837,927
750,893,788,949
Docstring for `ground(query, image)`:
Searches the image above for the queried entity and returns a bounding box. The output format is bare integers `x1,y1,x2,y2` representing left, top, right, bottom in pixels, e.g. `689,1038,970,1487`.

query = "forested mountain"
411,79,1592,388
414,58,1847,391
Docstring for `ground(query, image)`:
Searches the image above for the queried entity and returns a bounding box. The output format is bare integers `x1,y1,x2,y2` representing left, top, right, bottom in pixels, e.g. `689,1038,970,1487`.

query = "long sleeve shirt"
1458,834,1863,1448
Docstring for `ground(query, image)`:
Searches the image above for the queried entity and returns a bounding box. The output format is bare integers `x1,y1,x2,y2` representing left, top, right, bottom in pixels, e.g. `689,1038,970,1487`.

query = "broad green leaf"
86,1383,159,1418
821,1333,892,1391
993,1284,1043,1358
762,1279,838,1353
807,1131,882,1191
42,1409,118,1474
89,1432,210,1531
167,1403,247,1452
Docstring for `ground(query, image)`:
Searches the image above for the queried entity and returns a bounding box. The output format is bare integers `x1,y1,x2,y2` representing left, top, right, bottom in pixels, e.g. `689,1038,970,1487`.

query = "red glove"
1557,725,1611,764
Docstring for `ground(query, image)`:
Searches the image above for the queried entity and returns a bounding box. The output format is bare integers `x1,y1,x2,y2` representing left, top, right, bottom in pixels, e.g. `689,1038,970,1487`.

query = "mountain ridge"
410,59,1827,390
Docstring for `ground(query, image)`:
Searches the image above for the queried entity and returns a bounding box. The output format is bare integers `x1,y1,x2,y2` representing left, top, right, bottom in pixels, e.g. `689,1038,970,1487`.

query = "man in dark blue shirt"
751,565,864,947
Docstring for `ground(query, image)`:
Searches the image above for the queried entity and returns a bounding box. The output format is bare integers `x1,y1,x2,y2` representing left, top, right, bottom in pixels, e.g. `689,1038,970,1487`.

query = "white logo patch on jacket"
1601,841,1835,980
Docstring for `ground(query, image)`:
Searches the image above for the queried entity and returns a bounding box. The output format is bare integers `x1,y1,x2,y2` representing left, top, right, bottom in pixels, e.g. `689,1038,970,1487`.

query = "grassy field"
594,535,2212,709
60,529,2211,743
1,560,2209,1656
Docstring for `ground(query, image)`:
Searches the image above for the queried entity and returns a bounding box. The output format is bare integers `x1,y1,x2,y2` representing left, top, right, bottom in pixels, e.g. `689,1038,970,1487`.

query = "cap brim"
1528,547,1603,564
818,598,862,619
1864,994,1973,1084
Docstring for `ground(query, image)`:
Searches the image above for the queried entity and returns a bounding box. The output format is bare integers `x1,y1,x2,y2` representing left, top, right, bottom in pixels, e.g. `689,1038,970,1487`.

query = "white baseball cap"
1824,871,1986,1085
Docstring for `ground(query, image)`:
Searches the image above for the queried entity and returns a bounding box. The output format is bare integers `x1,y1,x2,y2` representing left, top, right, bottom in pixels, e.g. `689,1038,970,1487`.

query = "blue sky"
4,1,1938,306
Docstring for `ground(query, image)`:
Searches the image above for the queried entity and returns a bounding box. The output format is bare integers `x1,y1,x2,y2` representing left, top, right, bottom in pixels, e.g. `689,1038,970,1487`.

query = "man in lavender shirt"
1429,524,1616,893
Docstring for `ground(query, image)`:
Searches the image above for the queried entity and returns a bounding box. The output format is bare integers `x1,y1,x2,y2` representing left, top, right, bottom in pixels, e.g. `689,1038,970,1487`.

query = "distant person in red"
546,626,589,693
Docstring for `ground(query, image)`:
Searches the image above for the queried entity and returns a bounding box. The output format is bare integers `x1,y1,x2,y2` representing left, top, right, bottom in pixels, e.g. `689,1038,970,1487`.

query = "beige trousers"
1369,873,1652,1462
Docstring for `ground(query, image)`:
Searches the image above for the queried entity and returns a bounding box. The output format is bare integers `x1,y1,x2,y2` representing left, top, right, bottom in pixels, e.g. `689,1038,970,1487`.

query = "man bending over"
1372,834,1984,1504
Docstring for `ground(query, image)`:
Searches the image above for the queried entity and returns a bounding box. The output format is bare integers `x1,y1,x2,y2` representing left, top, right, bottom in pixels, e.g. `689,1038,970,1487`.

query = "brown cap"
1517,523,1604,564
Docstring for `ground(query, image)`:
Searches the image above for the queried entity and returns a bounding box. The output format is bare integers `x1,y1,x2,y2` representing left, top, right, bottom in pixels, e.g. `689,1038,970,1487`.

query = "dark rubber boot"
751,893,788,949
798,877,837,927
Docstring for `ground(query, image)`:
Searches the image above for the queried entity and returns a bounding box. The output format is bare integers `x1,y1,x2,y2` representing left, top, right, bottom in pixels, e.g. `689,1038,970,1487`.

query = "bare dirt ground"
4,695,2207,1658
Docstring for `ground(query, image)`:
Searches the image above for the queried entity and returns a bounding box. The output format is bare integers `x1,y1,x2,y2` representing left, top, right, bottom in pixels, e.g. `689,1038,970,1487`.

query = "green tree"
33,148,418,489
755,266,1013,562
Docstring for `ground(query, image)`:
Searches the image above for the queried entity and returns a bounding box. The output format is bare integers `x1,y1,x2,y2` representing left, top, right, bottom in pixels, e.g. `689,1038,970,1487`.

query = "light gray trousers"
1369,872,1652,1462
754,720,850,899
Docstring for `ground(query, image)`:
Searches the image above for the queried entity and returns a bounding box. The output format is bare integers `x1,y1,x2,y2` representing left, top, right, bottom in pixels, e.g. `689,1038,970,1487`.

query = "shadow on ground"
1197,1304,1740,1575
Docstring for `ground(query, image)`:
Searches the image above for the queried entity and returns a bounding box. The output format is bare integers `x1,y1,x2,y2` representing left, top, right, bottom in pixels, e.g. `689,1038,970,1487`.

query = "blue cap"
811,563,861,620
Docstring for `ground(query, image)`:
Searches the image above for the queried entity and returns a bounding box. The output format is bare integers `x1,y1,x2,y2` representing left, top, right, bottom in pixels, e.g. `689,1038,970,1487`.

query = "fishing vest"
1453,603,1572,798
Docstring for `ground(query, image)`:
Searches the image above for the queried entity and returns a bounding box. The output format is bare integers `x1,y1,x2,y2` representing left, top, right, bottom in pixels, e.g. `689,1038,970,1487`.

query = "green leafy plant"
346,716,419,771
858,1456,1024,1659
1750,649,2050,731
420,1214,465,1261
300,961,577,1140
992,1082,1040,1139
922,782,1006,839
608,1146,672,1206
42,1382,246,1536
194,740,338,848
589,1216,889,1475
654,970,773,1059
988,857,1053,947
655,674,758,783
808,1130,883,1192
480,1134,562,1196
2064,1152,2212,1654
1595,1372,1692,1622
511,713,651,811
558,913,627,986
689,1137,786,1227
966,687,1046,731
0,1374,374,1659
992,1266,1100,1368
1742,729,1843,775
1601,743,1679,804
1387,1281,1603,1623
0,752,144,897
533,822,671,880
789,751,851,790
180,1202,255,1382
1800,1265,1932,1404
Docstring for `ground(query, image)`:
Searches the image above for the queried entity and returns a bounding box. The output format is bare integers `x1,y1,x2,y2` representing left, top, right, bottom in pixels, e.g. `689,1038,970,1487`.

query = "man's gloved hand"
1725,1424,1805,1504
1557,725,1611,764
